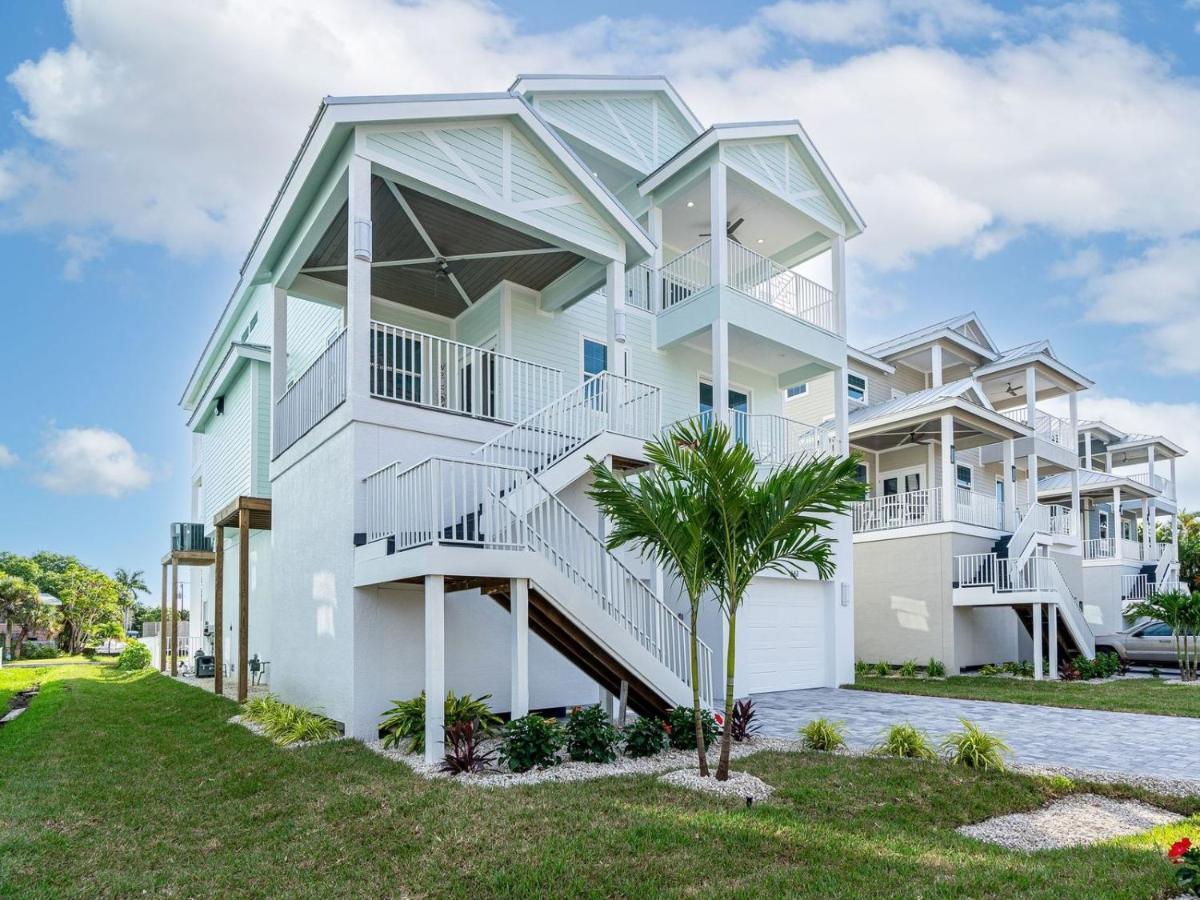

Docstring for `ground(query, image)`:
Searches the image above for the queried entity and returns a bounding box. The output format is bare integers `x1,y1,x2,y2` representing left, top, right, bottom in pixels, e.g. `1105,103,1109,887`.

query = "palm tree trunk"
715,609,737,781
689,604,709,777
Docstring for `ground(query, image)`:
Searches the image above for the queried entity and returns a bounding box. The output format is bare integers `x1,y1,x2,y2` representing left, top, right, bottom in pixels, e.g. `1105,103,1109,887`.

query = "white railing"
369,323,562,424
362,461,405,543
274,328,347,456
1155,543,1176,584
726,239,842,336
660,240,711,309
384,456,713,703
1127,470,1173,497
1000,406,1071,446
1121,538,1144,561
728,411,840,464
626,263,654,312
955,487,1004,530
1122,573,1151,602
474,373,660,475
852,488,941,533
1083,537,1115,560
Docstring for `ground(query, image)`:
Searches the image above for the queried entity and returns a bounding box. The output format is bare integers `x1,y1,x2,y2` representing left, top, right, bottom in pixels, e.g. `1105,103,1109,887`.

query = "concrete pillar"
930,343,944,388
940,414,955,522
605,258,627,367
346,153,373,410
1047,606,1059,680
833,363,849,458
1032,603,1043,681
424,574,445,764
709,162,727,290
510,578,529,720
1002,438,1016,531
711,319,730,426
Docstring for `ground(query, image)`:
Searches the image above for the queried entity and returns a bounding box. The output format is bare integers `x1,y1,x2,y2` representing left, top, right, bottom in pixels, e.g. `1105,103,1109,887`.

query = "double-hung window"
848,371,867,405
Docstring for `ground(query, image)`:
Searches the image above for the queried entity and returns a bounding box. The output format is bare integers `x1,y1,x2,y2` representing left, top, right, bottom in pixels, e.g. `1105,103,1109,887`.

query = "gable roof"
865,312,999,361
972,339,1093,390
849,377,993,427
508,74,703,135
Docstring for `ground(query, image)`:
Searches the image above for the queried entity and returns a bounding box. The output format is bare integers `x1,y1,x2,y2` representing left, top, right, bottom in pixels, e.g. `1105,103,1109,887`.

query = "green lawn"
848,674,1200,718
0,665,44,710
0,665,1195,898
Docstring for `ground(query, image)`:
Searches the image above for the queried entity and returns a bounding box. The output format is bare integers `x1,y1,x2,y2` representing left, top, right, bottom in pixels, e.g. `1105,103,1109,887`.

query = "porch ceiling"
851,406,1018,453
300,177,583,317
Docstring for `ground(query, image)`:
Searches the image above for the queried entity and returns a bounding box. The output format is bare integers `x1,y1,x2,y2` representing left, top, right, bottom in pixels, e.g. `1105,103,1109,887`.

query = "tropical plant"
1058,657,1081,681
873,723,937,760
927,658,946,678
898,659,918,678
500,715,563,772
0,573,41,659
1001,660,1034,678
587,426,718,776
623,715,669,758
663,420,864,780
1169,836,1200,894
730,698,760,742
854,659,870,678
113,568,149,615
941,719,1010,770
441,720,497,774
1126,590,1200,681
564,704,619,763
666,705,718,751
873,661,891,677
116,640,152,671
799,718,847,752
1074,651,1120,680
379,691,502,753
242,695,340,746
53,564,122,655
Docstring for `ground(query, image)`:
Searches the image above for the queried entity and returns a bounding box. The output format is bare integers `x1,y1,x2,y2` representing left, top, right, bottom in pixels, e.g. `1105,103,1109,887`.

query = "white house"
169,75,864,759
787,313,1186,676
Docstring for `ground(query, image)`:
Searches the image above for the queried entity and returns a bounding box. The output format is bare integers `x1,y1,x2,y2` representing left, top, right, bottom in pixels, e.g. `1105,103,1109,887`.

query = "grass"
848,673,1200,718
0,665,1195,898
0,666,44,709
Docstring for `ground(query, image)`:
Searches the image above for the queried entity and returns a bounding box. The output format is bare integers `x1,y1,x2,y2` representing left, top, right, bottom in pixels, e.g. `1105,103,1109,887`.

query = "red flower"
662,722,672,734
1169,837,1192,861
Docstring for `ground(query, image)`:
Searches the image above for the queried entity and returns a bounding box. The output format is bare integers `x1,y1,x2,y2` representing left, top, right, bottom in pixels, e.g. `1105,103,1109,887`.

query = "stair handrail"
1008,504,1044,563
1155,542,1176,586
1041,556,1095,658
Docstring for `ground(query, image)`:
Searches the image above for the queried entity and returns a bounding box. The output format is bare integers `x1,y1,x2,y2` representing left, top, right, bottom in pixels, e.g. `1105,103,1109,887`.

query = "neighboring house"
787,313,1186,676
168,75,863,757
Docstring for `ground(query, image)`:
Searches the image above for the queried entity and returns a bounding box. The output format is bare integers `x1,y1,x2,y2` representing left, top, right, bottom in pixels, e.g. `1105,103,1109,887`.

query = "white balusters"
274,328,347,455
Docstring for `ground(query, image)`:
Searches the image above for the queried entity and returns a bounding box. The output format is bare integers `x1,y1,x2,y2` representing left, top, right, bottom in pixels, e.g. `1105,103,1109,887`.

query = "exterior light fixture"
614,310,627,343
686,200,695,208
757,238,764,244
353,219,373,262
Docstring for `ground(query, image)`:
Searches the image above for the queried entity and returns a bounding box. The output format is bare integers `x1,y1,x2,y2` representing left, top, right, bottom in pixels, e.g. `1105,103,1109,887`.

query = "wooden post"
214,525,224,696
169,558,179,677
159,562,168,671
238,507,250,703
617,679,629,727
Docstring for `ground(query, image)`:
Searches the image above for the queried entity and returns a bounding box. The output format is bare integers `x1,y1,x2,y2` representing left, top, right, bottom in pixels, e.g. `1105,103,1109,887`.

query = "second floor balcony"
851,486,1010,535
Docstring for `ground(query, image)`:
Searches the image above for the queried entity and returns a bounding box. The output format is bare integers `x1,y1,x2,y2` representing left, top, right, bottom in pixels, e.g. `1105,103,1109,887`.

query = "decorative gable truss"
360,119,621,259
722,138,843,234
534,94,693,174
952,318,995,352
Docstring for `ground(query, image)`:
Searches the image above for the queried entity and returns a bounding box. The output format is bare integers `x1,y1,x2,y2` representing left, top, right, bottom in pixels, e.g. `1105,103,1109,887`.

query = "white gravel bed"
957,793,1183,851
227,715,344,750
364,736,802,788
659,768,774,802
1010,762,1200,799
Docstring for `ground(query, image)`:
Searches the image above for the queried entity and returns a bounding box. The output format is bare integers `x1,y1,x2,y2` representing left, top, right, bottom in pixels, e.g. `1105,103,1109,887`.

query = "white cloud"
36,427,157,497
1,2,1198,279
0,445,17,468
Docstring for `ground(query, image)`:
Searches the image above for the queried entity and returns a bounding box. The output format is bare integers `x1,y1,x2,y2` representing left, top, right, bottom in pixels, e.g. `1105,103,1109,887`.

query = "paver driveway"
752,687,1199,780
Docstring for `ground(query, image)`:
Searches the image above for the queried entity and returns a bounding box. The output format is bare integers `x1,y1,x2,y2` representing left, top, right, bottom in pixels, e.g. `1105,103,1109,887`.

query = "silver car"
1096,619,1184,665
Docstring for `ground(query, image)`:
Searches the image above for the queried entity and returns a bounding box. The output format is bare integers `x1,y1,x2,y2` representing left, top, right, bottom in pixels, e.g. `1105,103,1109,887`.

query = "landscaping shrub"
666,705,718,751
854,659,870,678
81,647,96,659
441,720,497,775
564,704,619,763
1074,651,1120,680
1058,657,1081,681
115,641,152,671
979,664,1001,676
500,715,564,772
18,644,62,661
872,661,890,677
242,695,340,746
731,698,760,742
873,723,936,760
927,658,946,678
898,659,918,678
1169,837,1200,895
941,719,1010,771
799,718,846,752
380,691,502,754
1001,660,1033,678
623,715,669,758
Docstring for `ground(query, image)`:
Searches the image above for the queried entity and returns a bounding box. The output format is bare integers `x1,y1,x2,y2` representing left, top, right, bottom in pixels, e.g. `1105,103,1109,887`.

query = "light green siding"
535,94,694,172
723,138,842,233
286,297,343,385
200,366,253,523
253,362,271,496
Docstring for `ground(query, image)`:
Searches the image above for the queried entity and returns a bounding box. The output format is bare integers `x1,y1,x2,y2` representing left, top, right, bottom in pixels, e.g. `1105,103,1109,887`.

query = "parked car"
1096,619,1187,665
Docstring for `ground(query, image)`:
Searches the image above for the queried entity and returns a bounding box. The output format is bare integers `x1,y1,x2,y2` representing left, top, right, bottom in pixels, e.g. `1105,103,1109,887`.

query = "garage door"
735,581,827,694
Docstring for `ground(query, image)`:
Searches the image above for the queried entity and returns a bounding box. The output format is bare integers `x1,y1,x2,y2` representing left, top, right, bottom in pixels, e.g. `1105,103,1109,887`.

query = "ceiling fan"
876,426,936,447
1004,381,1022,397
700,217,746,244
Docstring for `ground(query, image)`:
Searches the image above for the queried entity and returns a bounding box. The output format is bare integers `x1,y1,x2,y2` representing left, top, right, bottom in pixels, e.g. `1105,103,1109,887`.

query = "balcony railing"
1126,470,1175,498
660,240,711,310
274,327,347,456
852,486,1007,534
729,411,840,464
1082,537,1149,561
369,323,562,425
626,263,654,312
726,239,840,335
1000,406,1071,446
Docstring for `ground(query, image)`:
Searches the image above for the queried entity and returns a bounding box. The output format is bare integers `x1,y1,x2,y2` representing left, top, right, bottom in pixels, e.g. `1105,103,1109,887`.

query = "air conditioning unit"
1082,498,1094,511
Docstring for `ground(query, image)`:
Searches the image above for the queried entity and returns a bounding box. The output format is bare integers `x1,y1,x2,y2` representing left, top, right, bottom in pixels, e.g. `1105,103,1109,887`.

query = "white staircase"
375,456,713,713
1009,502,1077,564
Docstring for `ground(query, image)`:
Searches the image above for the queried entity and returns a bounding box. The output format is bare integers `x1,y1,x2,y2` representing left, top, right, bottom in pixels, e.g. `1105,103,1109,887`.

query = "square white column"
1002,438,1017,530
346,153,373,410
711,318,730,426
424,574,445,764
1047,606,1058,680
1032,603,1043,681
648,205,663,313
940,414,955,522
708,162,727,290
605,259,627,365
509,577,529,720
930,343,943,388
831,234,847,337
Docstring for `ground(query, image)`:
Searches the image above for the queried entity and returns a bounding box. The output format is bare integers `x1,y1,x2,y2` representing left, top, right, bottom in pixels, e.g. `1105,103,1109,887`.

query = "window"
956,465,973,489
1122,519,1133,541
582,338,607,380
1098,510,1109,540
785,383,808,399
240,312,258,343
854,463,868,485
1138,622,1172,637
848,371,867,405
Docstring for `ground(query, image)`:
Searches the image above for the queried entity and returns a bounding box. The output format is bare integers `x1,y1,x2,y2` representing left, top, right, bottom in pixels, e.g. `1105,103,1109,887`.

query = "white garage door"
735,581,827,694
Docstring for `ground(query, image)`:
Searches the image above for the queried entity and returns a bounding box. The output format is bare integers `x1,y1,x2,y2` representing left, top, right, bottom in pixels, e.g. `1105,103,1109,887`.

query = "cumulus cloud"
2,1,1199,279
0,445,17,468
36,427,157,497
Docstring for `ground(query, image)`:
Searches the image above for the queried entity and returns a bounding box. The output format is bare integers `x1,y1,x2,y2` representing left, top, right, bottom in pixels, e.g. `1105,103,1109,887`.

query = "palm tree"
113,568,149,629
681,421,866,781
1127,589,1200,681
587,424,718,775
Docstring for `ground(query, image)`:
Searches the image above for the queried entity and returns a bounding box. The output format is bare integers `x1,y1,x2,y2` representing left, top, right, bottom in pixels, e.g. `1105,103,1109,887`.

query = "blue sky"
0,0,1198,587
